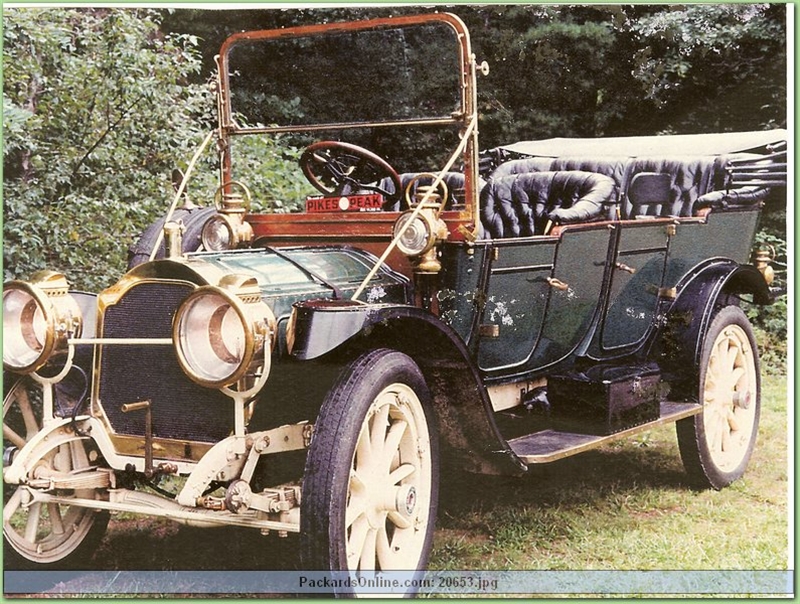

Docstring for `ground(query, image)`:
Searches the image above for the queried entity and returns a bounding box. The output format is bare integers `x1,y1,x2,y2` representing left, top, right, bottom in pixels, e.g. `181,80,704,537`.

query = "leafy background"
2,4,787,361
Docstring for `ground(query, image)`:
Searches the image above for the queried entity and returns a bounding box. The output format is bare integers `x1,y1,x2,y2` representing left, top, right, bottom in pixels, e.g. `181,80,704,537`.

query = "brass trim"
109,433,213,463
479,324,500,338
658,287,678,300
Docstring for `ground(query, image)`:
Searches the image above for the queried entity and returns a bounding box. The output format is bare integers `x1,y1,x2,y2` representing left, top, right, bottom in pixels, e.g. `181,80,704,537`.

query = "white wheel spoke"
3,489,23,523
370,404,390,453
724,337,739,369
727,409,740,432
24,502,43,544
716,338,730,366
347,515,370,569
70,439,90,471
359,527,378,571
3,424,27,449
388,463,416,486
382,420,408,466
355,424,372,467
375,524,393,569
17,388,40,440
720,422,731,452
345,487,368,529
730,367,746,388
48,503,66,535
708,417,723,454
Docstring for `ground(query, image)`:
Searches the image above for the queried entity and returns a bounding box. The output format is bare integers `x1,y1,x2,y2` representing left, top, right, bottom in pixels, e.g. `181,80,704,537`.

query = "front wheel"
301,349,439,597
3,378,109,568
676,306,760,489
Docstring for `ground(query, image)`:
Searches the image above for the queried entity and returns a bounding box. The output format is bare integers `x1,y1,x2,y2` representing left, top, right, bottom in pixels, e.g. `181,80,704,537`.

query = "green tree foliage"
3,6,786,356
3,8,214,290
629,4,786,134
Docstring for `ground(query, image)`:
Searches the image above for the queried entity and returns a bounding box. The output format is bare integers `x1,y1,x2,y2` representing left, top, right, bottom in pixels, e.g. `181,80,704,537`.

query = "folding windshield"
216,14,478,218
223,18,464,130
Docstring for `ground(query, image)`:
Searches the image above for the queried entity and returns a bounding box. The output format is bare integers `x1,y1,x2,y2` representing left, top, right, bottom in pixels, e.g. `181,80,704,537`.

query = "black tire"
676,306,761,490
127,206,218,269
3,378,110,569
301,349,439,597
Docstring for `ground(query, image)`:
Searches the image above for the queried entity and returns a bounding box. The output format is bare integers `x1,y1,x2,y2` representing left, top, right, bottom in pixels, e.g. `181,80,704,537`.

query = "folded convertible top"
500,129,787,158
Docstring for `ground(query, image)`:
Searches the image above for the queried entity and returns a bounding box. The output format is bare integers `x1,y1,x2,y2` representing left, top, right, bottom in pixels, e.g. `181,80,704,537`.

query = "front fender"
288,300,526,476
654,260,770,398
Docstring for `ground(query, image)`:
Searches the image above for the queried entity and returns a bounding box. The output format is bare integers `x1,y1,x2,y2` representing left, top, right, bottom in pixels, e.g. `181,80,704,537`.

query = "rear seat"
486,152,763,227
619,156,716,219
480,170,616,239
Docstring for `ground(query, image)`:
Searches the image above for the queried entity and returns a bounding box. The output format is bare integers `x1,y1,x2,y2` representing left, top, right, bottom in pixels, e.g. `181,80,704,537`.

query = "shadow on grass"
439,435,690,517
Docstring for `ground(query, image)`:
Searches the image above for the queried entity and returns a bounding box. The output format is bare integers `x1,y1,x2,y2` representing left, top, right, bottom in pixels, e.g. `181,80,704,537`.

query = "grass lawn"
431,373,790,572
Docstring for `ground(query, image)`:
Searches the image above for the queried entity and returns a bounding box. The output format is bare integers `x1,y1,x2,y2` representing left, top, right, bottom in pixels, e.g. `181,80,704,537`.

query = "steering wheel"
300,141,402,202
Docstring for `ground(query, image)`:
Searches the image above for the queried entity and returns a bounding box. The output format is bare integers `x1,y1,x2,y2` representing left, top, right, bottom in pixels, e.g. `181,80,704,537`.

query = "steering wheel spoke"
300,141,401,203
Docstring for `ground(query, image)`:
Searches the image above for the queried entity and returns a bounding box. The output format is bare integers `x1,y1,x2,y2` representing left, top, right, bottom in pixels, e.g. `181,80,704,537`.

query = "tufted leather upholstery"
618,156,717,219
487,151,767,226
480,171,616,239
489,156,629,206
695,186,770,211
488,157,556,179
550,156,629,206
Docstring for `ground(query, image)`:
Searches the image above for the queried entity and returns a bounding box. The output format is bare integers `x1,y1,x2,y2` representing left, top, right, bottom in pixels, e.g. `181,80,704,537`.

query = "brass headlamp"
2,271,82,374
173,274,276,389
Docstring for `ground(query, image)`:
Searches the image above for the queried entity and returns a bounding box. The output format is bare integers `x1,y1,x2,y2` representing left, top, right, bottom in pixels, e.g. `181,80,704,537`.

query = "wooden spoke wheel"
301,349,438,596
3,378,109,568
677,306,760,489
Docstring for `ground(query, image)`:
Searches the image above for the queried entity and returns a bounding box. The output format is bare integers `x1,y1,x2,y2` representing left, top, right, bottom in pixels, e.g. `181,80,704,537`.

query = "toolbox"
548,363,664,435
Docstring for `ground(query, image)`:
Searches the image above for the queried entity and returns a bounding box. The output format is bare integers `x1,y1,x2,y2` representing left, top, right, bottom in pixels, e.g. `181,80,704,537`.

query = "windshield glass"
220,17,470,214
227,21,462,128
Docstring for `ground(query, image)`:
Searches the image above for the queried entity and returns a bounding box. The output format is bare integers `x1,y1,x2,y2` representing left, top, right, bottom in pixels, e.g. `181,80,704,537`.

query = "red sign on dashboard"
306,194,383,213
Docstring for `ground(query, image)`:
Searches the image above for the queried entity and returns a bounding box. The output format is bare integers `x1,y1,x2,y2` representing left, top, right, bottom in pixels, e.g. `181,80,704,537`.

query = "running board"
508,401,701,464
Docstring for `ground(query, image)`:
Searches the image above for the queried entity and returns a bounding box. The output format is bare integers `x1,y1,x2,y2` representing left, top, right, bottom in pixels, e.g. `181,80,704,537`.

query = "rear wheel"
3,378,109,568
676,306,760,489
301,349,439,597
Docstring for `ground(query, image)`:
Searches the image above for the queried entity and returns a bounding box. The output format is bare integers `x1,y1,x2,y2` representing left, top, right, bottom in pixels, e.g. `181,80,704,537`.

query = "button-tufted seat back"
619,156,717,219
480,171,616,239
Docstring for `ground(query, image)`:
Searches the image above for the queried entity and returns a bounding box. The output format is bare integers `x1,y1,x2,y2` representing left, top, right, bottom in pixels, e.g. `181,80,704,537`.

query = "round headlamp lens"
393,213,433,257
3,287,49,372
175,290,249,387
202,216,234,252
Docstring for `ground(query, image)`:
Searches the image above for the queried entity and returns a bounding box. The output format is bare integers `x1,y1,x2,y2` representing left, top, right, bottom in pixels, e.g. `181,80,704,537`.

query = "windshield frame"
215,12,481,231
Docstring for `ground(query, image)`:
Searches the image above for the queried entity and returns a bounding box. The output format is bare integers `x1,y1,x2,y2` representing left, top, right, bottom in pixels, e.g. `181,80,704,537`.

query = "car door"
477,238,556,373
599,222,670,350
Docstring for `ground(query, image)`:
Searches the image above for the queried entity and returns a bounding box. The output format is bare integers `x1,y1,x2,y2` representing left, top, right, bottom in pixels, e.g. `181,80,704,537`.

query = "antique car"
2,12,787,595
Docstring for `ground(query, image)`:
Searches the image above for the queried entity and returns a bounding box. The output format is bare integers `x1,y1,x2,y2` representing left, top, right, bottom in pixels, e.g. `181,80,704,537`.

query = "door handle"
546,277,569,291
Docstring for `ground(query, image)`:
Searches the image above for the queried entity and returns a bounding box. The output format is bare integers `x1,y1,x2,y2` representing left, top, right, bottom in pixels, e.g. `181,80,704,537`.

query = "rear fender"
288,300,526,475
653,260,770,399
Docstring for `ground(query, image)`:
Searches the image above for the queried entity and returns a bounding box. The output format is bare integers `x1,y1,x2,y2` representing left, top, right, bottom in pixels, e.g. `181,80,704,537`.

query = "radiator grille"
99,282,233,443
